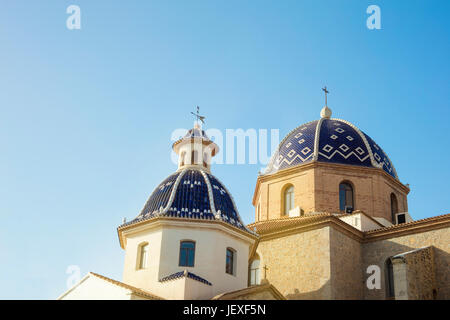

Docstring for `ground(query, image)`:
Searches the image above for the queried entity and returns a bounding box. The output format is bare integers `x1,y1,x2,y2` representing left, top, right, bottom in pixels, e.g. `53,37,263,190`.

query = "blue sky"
0,1,448,299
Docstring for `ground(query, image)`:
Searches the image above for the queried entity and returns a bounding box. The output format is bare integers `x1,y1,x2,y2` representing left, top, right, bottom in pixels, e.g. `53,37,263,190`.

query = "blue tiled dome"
266,117,398,179
122,168,252,233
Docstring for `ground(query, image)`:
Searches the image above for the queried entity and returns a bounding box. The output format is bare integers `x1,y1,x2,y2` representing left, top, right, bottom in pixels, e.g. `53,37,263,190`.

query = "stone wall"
314,164,408,223
362,227,450,299
329,226,364,299
255,169,316,221
255,227,332,299
391,246,435,300
254,163,409,224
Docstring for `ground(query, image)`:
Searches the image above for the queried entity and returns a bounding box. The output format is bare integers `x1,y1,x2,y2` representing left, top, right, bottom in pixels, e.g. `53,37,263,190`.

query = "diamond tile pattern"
318,119,372,167
266,118,398,179
362,132,397,178
270,120,318,171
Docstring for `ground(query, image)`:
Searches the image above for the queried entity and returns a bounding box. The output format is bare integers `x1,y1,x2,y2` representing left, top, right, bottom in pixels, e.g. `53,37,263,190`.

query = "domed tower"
117,120,257,300
253,103,410,225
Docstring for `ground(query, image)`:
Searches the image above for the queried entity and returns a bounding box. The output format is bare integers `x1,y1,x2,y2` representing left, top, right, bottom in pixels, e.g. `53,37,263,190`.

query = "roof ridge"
159,270,212,286
89,272,164,299
247,212,332,228
365,212,450,234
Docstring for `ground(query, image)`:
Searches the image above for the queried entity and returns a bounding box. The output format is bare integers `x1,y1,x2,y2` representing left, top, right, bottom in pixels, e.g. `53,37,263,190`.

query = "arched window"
284,185,294,215
191,150,199,165
226,248,236,275
391,193,398,224
203,153,208,168
339,182,354,211
249,256,260,286
138,243,149,269
179,241,195,267
180,151,186,167
385,258,395,299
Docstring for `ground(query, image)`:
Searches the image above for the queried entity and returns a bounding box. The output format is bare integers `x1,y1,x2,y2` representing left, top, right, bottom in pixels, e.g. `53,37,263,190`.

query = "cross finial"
263,265,269,279
322,86,329,106
191,106,205,125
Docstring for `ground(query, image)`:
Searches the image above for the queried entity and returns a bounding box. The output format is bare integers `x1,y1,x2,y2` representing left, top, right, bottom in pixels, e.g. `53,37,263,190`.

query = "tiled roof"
212,280,286,300
247,212,450,240
265,118,398,179
89,272,164,300
119,168,255,235
364,212,450,235
159,270,212,286
247,213,333,234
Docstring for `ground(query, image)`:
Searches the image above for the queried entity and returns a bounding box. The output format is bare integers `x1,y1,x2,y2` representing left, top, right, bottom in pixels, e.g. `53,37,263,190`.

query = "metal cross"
263,265,269,279
191,106,205,124
322,86,330,106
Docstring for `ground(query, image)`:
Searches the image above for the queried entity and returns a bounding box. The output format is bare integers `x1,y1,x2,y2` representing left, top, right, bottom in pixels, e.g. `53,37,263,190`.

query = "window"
203,153,208,168
385,258,395,299
249,256,260,286
179,241,195,267
226,248,236,275
180,151,186,167
390,193,398,224
284,185,294,215
191,150,199,165
339,182,354,211
138,243,149,269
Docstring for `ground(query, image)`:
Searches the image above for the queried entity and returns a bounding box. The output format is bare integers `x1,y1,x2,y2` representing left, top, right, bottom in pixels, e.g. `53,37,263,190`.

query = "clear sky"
0,1,448,299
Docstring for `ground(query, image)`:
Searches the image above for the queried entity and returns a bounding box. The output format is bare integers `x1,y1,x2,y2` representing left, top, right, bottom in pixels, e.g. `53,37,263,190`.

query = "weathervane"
322,86,329,106
191,106,205,124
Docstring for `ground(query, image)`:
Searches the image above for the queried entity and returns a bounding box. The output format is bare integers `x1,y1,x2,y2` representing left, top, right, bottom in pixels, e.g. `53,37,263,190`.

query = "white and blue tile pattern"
266,118,398,179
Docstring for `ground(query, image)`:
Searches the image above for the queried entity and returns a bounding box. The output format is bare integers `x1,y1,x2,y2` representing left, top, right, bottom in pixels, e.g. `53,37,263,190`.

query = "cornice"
248,213,450,244
363,213,450,242
117,215,258,249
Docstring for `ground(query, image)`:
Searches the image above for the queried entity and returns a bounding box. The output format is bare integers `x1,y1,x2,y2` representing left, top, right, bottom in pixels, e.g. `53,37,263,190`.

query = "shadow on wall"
283,241,449,300
432,247,450,300
363,240,450,300
284,280,332,300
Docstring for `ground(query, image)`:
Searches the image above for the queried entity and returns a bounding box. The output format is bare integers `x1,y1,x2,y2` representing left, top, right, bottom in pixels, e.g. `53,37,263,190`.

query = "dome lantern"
172,108,219,172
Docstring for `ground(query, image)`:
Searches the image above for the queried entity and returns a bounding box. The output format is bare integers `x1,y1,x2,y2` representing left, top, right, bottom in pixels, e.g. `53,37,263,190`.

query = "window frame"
137,242,149,270
385,258,395,299
282,184,295,215
390,193,398,224
225,247,236,276
339,181,354,211
179,240,196,267
249,256,261,286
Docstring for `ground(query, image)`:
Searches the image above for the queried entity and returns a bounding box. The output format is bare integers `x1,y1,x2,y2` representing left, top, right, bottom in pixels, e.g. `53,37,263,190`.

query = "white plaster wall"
59,275,133,300
122,221,253,299
339,213,382,231
122,226,163,292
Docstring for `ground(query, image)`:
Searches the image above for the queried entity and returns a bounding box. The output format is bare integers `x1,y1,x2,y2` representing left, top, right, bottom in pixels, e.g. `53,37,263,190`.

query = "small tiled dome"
265,111,398,179
122,167,251,232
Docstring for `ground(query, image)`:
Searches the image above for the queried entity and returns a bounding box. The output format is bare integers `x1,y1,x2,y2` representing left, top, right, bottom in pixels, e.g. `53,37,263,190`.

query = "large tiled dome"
265,109,398,179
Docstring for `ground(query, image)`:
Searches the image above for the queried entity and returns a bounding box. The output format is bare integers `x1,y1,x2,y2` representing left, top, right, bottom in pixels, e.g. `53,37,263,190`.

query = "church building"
58,100,450,300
